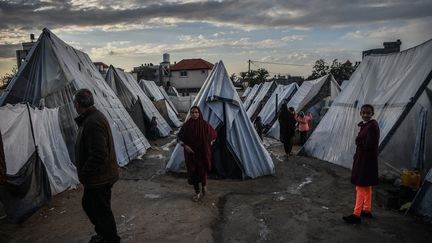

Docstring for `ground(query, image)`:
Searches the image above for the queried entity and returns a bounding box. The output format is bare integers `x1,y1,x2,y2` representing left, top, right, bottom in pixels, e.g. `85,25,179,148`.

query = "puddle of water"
144,194,162,199
273,175,315,201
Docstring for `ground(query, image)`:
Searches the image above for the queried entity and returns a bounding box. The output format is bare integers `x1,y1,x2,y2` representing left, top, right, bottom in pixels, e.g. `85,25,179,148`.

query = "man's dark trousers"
82,184,120,243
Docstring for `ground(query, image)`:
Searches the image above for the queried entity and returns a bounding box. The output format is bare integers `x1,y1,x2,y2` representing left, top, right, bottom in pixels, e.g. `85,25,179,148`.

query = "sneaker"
342,214,361,224
89,235,104,243
361,211,374,218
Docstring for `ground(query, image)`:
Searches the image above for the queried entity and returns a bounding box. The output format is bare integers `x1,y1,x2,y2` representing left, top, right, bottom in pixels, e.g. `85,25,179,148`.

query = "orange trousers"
353,186,372,216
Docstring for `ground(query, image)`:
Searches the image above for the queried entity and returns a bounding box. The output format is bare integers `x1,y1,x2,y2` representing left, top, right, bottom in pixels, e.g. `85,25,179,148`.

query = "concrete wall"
170,69,210,89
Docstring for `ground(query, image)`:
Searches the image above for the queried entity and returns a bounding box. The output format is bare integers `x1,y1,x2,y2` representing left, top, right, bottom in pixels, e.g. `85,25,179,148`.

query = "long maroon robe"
351,119,380,186
178,107,217,184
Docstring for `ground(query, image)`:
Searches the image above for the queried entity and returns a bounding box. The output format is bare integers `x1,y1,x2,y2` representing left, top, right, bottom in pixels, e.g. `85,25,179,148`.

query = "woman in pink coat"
295,111,313,145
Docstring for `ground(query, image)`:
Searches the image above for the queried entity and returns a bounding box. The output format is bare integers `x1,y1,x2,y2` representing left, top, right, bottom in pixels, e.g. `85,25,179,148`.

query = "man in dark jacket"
74,89,120,243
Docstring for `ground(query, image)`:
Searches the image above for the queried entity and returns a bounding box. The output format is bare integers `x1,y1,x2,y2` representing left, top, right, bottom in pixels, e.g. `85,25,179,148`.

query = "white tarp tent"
267,74,340,140
0,28,149,166
166,61,275,179
138,79,182,128
302,39,432,173
0,104,79,194
258,83,298,127
243,84,262,110
246,81,277,120
241,86,252,98
105,66,173,136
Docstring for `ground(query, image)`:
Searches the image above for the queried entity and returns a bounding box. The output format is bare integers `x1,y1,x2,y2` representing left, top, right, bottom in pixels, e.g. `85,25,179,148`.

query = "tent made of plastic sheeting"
158,85,179,114
166,61,275,179
257,83,298,128
105,65,172,137
340,80,350,90
267,74,341,140
302,39,432,174
241,86,252,99
166,86,180,97
243,84,262,110
0,28,149,167
247,81,277,121
0,104,79,223
138,79,181,128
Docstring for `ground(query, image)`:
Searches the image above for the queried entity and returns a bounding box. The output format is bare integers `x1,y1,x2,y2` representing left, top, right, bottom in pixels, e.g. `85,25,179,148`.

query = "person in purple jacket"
343,104,380,224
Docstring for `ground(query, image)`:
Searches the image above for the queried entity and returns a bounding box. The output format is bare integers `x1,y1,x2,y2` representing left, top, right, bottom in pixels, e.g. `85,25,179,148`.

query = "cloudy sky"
0,0,431,79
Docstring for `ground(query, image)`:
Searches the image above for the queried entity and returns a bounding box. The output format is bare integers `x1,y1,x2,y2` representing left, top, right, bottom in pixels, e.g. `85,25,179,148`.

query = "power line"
250,60,311,67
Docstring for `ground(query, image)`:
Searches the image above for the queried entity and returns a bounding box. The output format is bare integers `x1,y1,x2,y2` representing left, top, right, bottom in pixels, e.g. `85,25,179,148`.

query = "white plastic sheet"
258,83,298,127
303,39,432,171
166,61,275,178
0,28,148,167
105,66,173,136
246,82,276,119
0,104,79,195
243,84,262,110
267,74,340,140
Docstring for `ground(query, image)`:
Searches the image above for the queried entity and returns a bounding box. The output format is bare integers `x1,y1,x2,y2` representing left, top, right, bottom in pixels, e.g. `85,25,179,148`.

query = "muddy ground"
1,134,431,243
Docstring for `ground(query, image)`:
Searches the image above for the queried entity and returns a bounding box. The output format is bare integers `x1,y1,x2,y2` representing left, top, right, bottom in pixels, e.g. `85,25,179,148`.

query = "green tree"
0,65,18,89
330,59,357,84
239,72,248,82
256,68,269,83
307,59,329,80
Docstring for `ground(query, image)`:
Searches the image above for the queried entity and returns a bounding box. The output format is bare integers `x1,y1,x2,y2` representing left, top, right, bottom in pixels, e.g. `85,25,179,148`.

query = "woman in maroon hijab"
178,106,217,202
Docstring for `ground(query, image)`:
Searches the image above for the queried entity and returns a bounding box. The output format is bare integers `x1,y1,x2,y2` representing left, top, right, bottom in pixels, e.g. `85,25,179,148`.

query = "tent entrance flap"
0,151,51,223
127,97,148,136
211,122,243,179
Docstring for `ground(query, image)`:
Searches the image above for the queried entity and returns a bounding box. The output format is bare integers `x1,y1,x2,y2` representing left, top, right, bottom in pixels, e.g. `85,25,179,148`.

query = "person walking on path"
177,106,217,202
296,111,313,145
343,104,380,224
278,105,297,155
74,89,121,243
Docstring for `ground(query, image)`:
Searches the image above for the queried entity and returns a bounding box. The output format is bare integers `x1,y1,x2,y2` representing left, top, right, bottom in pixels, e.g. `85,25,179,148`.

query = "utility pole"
248,59,251,85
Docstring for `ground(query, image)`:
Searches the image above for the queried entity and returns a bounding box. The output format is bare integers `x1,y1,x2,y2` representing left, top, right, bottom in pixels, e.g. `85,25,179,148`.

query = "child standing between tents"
296,111,313,145
343,104,380,224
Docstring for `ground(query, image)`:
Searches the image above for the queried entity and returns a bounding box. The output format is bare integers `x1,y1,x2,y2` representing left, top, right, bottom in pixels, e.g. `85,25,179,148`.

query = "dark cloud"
0,44,20,58
0,0,431,31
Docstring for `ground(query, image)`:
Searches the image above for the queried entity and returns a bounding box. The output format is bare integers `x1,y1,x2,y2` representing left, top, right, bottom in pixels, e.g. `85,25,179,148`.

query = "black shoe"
361,211,374,218
89,235,104,243
342,214,361,224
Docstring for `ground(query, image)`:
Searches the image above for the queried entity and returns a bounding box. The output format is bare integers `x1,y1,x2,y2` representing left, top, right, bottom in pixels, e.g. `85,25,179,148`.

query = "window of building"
180,71,188,77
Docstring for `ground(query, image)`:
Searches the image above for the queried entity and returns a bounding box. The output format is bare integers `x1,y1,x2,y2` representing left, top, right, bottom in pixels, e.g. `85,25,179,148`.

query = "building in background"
169,59,214,95
16,34,36,68
362,39,402,59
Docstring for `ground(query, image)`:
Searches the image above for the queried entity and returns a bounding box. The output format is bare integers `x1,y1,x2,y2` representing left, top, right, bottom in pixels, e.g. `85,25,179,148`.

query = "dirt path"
0,136,431,243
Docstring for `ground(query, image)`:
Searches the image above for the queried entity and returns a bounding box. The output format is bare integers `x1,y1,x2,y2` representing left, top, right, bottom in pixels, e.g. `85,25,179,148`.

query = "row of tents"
0,28,182,222
240,39,432,220
0,27,431,222
241,73,341,141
